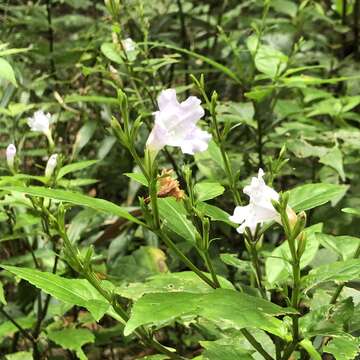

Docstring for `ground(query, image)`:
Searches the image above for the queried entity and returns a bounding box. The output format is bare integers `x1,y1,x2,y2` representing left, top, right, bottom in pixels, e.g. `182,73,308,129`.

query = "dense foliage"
1,0,360,359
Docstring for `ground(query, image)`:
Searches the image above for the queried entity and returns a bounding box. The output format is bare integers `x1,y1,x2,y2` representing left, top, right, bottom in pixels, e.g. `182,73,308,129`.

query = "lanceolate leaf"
158,198,199,244
288,183,348,212
0,186,145,226
1,265,110,321
302,259,360,291
125,289,294,339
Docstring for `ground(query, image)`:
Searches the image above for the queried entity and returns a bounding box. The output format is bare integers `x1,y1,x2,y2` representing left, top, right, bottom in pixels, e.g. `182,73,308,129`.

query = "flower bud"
45,154,58,179
6,144,16,171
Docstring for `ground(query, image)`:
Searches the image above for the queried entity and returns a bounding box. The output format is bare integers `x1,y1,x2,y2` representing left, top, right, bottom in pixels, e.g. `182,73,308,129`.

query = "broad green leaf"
0,186,144,226
0,58,17,86
201,339,254,360
5,352,33,360
302,259,360,291
117,271,234,300
57,160,98,180
319,147,345,181
101,42,124,64
47,328,95,360
254,46,288,79
194,182,225,202
323,335,360,360
125,289,294,338
316,234,360,260
1,265,110,321
288,183,348,212
270,0,298,17
158,198,199,244
0,282,6,305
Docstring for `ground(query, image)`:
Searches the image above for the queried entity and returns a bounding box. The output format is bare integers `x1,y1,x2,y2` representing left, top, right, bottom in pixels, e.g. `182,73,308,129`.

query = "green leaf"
0,186,144,226
124,172,149,187
158,198,199,244
302,259,360,291
0,282,6,305
254,46,288,79
266,224,322,285
101,42,124,64
117,271,234,300
194,182,225,202
0,58,17,86
0,316,35,339
342,207,360,216
5,352,33,360
299,339,322,360
319,147,345,181
323,335,360,360
72,121,97,157
201,339,254,360
196,202,234,226
316,234,360,260
220,253,252,272
57,160,98,180
1,265,110,321
288,183,348,212
47,328,95,360
64,94,118,105
125,289,294,338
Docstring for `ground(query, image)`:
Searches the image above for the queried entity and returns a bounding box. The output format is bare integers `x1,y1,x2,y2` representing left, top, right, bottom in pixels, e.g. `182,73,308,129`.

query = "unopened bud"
297,232,307,258
45,154,58,179
6,144,16,171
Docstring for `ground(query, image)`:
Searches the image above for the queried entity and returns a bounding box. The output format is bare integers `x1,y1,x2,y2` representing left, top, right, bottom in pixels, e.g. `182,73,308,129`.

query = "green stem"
242,329,274,360
203,251,220,288
330,242,360,304
159,231,216,289
249,242,266,299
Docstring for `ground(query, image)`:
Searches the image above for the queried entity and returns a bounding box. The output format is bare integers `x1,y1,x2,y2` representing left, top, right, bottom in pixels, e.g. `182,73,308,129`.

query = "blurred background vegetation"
1,0,360,359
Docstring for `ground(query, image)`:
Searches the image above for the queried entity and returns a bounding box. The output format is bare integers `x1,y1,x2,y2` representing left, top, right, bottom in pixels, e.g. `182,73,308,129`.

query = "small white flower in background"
146,89,211,155
229,169,281,234
121,38,136,52
28,110,55,149
6,144,16,170
45,154,58,179
27,110,52,134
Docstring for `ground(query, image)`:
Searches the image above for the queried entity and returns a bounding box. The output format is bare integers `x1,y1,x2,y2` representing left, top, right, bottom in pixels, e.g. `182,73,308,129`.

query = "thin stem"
46,0,56,79
249,241,266,299
159,231,216,289
0,306,36,345
242,329,274,360
203,251,220,288
330,242,360,304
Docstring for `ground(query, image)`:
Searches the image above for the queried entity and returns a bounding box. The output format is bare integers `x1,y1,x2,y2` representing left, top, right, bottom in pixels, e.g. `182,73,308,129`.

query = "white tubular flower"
27,110,52,134
229,169,280,234
6,144,16,170
45,154,58,179
146,89,211,155
28,110,54,149
121,38,136,52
